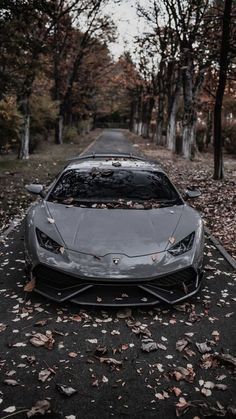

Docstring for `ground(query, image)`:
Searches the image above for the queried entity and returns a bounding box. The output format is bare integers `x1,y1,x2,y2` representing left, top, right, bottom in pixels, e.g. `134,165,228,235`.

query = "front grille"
33,265,201,305
33,265,197,292
33,265,80,290
150,268,197,289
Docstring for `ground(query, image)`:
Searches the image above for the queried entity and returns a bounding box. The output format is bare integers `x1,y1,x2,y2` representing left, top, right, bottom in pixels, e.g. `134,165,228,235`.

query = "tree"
213,0,233,179
51,0,115,144
0,0,114,156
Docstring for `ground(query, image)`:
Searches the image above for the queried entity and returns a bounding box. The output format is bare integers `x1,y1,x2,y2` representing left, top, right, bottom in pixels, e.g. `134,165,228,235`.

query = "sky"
104,0,145,59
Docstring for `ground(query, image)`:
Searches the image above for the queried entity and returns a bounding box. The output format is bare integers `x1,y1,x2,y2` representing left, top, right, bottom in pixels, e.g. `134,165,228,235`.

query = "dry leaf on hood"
47,217,55,224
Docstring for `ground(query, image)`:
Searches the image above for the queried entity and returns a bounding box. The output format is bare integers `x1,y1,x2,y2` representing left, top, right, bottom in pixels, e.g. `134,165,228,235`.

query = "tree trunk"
213,0,232,180
141,100,148,138
167,101,178,152
182,59,204,159
166,79,180,152
135,92,143,135
156,63,165,145
146,96,155,139
18,97,30,160
182,58,195,159
205,110,213,149
182,120,196,159
55,114,63,145
129,100,136,132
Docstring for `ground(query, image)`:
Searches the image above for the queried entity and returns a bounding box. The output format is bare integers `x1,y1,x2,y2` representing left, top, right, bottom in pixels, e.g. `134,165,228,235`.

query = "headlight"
36,228,61,254
168,232,195,256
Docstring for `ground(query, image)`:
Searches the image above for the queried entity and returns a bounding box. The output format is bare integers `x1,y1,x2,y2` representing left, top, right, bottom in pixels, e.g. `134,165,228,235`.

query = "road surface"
0,130,235,419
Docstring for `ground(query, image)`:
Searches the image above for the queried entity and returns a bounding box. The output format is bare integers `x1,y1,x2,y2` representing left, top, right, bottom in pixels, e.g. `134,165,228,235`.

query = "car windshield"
48,168,181,206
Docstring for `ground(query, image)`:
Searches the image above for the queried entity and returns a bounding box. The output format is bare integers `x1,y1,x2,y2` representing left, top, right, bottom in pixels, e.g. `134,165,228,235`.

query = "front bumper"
32,264,203,306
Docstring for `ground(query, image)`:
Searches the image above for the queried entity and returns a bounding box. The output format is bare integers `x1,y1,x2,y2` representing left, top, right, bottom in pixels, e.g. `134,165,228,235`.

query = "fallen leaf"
212,330,220,342
30,331,54,350
86,339,98,344
215,352,236,367
111,330,120,335
204,381,215,389
47,217,55,224
70,315,82,322
3,406,16,413
56,384,77,397
176,338,189,352
4,379,19,386
172,387,182,397
173,366,195,383
99,357,122,366
34,320,48,327
121,344,129,351
155,393,165,400
201,387,212,397
215,384,228,390
68,352,78,358
117,308,132,319
141,340,159,352
38,369,52,383
176,397,190,417
27,400,51,417
191,400,226,416
0,323,7,332
24,278,36,292
196,342,212,354
12,342,27,347
95,345,107,356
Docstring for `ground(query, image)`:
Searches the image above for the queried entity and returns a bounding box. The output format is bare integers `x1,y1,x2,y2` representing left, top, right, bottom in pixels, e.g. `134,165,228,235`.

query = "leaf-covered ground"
128,132,236,260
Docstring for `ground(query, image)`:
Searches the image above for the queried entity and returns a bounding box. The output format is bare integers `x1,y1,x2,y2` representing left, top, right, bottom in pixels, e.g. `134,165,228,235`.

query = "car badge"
113,258,120,265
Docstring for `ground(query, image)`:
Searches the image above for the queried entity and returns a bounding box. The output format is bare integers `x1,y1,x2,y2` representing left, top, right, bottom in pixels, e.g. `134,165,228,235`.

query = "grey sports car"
24,153,204,306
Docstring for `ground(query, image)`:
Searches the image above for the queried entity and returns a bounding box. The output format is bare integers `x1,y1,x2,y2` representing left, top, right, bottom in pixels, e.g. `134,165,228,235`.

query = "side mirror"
25,184,45,197
184,188,201,200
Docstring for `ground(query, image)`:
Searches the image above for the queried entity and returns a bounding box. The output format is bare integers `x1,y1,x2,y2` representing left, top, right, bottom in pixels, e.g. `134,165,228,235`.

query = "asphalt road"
0,130,235,419
83,130,138,156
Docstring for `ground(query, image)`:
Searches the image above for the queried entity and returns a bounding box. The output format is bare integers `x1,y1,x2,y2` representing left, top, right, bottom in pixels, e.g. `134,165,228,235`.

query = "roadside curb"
205,227,236,270
79,131,103,156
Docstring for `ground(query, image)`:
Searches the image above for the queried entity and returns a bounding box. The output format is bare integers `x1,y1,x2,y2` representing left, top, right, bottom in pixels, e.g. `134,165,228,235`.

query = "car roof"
64,153,165,173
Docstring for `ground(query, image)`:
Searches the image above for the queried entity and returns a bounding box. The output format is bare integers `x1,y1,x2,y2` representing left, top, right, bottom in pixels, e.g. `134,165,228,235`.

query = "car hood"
46,202,184,257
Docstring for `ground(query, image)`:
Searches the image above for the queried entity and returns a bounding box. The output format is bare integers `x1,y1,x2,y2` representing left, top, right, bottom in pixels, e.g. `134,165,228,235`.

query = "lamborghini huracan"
24,153,204,306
